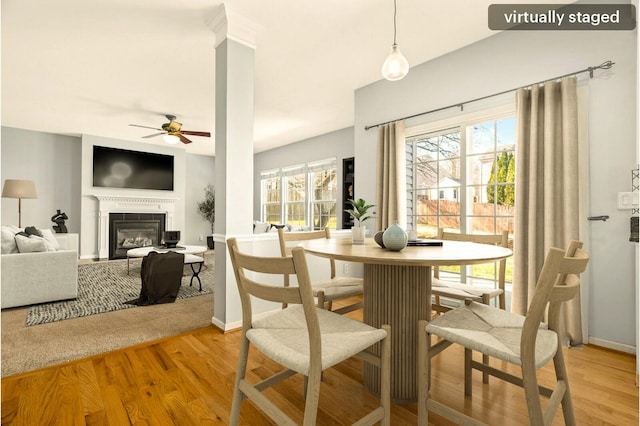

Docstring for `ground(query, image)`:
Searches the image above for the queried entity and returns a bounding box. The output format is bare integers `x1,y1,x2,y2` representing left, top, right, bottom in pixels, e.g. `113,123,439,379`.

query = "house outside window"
260,158,337,230
406,112,515,298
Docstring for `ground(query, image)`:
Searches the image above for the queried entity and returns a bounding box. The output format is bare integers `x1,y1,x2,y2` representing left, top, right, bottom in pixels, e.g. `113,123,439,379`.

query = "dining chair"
277,227,364,315
227,237,391,426
431,228,510,315
418,241,589,425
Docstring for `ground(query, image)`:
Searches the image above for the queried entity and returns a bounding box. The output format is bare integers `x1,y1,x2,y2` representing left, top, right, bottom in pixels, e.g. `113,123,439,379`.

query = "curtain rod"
364,60,614,131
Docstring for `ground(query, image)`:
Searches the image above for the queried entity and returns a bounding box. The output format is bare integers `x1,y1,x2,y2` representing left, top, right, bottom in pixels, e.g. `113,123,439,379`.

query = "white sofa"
1,226,78,309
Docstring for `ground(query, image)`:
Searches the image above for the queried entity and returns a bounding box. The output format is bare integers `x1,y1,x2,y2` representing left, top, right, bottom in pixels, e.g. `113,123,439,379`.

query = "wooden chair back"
522,241,589,342
227,237,320,336
435,228,510,308
277,228,336,280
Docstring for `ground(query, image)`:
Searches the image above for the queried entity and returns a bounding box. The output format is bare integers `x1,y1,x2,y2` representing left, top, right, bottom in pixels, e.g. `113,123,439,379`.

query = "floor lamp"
2,179,38,228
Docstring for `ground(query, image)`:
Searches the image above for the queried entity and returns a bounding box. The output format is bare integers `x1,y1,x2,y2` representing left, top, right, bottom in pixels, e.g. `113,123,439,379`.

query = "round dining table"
299,237,512,403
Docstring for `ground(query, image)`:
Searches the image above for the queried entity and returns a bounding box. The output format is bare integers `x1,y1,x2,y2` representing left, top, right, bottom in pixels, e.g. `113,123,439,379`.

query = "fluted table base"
362,263,431,404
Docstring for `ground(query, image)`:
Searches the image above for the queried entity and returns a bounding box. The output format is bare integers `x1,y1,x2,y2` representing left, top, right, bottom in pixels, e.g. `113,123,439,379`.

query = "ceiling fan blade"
178,134,193,144
142,132,165,139
129,124,163,131
180,130,211,137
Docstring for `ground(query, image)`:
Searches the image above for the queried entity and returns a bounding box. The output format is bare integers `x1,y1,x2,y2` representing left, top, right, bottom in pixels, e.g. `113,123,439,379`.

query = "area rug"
25,257,214,326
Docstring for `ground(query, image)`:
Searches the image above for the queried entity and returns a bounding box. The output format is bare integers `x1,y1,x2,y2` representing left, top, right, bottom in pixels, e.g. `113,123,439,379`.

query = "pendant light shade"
382,44,409,81
382,0,409,81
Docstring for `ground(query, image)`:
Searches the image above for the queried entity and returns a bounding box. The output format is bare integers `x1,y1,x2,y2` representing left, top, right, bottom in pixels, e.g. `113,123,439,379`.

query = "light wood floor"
2,300,638,425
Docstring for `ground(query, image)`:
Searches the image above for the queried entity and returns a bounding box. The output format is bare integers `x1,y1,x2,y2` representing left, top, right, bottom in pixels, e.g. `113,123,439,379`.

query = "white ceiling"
1,0,560,156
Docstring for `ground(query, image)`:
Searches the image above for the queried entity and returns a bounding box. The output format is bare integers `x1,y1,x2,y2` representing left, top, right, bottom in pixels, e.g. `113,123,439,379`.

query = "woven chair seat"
426,301,556,368
249,305,386,375
311,277,364,300
432,278,504,301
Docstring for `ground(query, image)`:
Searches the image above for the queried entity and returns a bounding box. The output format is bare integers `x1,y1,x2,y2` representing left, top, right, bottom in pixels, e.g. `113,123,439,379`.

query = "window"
406,127,462,233
260,158,337,230
283,164,306,227
308,160,338,229
406,113,515,298
261,169,281,223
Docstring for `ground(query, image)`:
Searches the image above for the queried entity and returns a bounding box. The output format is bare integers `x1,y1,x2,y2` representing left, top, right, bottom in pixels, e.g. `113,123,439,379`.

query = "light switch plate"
617,192,639,209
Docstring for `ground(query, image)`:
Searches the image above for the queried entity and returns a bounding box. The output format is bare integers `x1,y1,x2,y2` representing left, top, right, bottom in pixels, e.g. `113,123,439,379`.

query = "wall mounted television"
93,145,174,191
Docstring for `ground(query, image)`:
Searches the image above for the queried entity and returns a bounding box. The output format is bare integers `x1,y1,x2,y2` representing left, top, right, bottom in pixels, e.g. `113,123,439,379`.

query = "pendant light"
381,0,409,81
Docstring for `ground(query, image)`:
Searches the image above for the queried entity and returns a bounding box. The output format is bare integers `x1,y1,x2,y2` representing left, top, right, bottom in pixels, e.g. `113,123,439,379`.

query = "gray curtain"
513,77,582,346
376,121,406,231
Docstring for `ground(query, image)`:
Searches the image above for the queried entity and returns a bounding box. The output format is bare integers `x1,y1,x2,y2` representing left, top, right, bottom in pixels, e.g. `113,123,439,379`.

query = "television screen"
93,145,174,191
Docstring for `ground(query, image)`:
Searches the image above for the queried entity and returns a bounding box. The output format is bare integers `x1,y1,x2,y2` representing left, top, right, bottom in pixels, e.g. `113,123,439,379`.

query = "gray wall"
353,24,637,348
185,153,216,243
1,127,82,232
253,126,354,227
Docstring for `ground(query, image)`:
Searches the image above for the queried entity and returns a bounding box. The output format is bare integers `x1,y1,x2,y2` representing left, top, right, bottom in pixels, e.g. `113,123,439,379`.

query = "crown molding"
206,4,261,49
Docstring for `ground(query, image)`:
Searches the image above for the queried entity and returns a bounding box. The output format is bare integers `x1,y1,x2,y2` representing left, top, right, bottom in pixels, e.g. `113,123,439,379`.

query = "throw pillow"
24,226,43,237
289,225,311,232
40,229,61,251
0,227,19,254
253,221,270,234
14,234,47,253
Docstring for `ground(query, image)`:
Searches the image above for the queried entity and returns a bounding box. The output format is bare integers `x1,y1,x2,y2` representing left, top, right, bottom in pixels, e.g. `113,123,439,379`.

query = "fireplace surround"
109,213,166,259
94,195,177,259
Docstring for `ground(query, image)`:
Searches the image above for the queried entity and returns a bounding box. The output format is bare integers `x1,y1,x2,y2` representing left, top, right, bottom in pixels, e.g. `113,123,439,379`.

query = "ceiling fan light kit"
129,114,211,145
163,134,180,144
382,0,409,81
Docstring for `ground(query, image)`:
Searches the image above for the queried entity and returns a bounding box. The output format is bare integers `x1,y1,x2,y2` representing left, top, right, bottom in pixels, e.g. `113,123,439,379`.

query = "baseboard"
211,316,237,332
211,307,283,333
588,336,636,354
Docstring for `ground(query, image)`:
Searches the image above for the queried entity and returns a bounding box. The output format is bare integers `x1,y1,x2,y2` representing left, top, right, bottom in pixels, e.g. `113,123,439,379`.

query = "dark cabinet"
342,157,355,229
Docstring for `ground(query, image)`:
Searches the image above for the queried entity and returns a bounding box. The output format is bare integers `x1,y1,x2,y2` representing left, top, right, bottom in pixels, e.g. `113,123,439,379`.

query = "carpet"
25,257,214,326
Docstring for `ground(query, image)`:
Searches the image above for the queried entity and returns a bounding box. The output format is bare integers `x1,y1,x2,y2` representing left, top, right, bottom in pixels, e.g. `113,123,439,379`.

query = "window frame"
406,104,515,234
405,104,516,295
260,168,282,224
260,157,337,230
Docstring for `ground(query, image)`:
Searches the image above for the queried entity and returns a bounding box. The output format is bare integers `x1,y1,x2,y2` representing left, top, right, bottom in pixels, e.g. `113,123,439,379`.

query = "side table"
54,233,79,258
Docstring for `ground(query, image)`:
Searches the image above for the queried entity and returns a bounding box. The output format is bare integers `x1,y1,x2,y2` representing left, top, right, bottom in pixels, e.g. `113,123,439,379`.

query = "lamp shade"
1,179,37,199
381,44,409,81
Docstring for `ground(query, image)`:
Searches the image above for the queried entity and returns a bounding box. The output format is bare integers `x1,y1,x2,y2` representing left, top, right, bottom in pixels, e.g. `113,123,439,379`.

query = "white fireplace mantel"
94,195,178,259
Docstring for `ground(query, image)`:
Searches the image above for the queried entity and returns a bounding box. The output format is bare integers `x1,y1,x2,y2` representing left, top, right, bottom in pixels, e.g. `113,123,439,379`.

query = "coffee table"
126,245,208,276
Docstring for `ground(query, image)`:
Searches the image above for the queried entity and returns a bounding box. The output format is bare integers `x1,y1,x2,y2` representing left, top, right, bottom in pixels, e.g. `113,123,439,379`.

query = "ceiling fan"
129,114,211,144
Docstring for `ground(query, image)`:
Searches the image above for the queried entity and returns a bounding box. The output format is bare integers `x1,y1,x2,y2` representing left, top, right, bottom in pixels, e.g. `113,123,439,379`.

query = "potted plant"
197,184,215,249
345,198,374,244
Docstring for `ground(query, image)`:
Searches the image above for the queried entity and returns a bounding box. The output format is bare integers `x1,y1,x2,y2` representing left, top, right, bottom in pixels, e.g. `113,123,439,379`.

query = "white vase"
351,225,366,245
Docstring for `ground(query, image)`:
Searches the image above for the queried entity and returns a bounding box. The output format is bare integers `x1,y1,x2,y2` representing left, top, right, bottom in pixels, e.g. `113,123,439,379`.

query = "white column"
210,6,260,329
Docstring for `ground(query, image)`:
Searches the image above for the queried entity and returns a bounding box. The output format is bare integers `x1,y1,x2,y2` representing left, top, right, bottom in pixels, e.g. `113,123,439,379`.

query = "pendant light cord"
393,0,398,45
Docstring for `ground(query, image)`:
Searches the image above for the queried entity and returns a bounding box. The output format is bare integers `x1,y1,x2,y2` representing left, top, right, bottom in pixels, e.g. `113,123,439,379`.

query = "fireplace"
109,213,166,259
94,195,177,260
